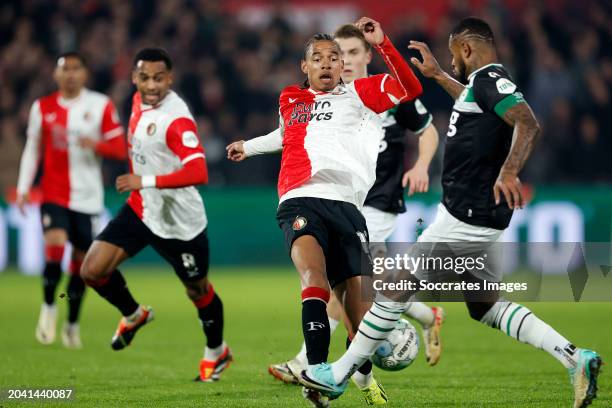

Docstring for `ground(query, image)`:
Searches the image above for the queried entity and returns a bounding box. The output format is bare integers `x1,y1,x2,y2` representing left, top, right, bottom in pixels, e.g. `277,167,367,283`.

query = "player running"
17,52,127,348
79,48,231,383
301,18,603,408
229,17,422,406
241,24,444,395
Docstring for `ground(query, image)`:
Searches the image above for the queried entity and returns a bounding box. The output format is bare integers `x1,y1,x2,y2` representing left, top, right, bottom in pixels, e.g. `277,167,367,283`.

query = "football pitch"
0,267,610,407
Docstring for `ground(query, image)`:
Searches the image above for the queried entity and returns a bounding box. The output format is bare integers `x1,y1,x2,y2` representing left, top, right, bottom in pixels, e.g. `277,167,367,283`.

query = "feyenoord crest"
292,216,307,231
83,111,91,121
146,123,156,135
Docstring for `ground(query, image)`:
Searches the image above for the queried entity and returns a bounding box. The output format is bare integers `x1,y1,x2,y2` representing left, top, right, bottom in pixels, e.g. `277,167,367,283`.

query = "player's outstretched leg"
473,301,603,408
62,254,86,348
186,278,232,382
36,241,65,345
404,302,445,366
81,240,153,350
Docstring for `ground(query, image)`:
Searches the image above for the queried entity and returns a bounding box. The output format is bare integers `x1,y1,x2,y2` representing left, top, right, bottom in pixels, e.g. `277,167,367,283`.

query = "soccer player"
16,52,127,348
79,48,231,383
254,24,444,392
301,18,603,408
228,17,422,405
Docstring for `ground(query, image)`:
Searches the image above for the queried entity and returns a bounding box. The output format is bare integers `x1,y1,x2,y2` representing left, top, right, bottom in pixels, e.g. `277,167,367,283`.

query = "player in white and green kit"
301,17,602,408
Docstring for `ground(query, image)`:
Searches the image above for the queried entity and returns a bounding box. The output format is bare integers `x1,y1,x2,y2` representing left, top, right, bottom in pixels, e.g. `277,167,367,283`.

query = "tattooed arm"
494,102,541,209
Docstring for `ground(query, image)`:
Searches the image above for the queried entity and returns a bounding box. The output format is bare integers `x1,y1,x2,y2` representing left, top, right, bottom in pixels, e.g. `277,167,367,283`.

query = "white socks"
125,305,144,323
204,341,226,361
481,301,577,369
404,301,435,328
331,302,404,384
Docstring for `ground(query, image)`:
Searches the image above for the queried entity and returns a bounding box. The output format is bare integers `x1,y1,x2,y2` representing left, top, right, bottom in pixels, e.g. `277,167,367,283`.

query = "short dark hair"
334,24,371,51
303,33,340,60
450,17,495,43
133,48,173,70
57,52,87,67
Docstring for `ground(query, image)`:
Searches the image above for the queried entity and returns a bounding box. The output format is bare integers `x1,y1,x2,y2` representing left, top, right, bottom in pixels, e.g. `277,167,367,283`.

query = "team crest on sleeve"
292,216,307,231
496,78,516,94
181,131,199,148
415,99,427,114
146,123,156,135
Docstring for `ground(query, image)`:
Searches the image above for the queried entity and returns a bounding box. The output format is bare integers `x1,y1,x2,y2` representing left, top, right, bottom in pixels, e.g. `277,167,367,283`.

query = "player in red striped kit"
79,48,231,383
16,52,127,348
229,17,422,405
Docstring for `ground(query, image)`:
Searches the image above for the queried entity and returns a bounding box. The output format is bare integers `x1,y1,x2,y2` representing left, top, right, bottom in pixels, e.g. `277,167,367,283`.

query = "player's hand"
116,174,142,193
16,193,28,216
355,17,384,45
494,171,524,209
402,164,429,196
407,41,443,79
78,137,98,150
226,140,247,162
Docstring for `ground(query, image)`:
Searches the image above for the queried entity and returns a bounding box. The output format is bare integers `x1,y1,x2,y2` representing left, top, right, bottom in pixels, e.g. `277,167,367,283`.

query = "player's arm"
395,100,439,195
495,102,541,209
352,17,423,113
79,100,128,160
403,124,439,195
471,71,540,209
226,127,283,162
408,41,465,100
116,118,208,193
16,100,43,214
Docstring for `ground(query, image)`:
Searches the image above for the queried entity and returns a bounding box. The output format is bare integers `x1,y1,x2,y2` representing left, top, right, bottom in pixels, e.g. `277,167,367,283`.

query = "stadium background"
0,2,611,407
0,0,611,272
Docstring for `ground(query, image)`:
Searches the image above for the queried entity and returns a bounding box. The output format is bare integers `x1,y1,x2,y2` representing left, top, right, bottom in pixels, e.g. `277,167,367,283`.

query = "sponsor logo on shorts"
292,216,307,231
42,214,52,228
147,123,156,135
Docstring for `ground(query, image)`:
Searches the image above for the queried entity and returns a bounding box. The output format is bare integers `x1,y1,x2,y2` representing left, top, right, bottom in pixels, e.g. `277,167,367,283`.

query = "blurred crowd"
0,0,610,193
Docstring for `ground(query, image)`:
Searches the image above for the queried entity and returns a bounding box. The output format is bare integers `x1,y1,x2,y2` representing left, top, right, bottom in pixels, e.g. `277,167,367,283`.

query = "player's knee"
301,266,327,288
190,281,215,307
466,301,496,322
80,254,107,284
185,278,210,301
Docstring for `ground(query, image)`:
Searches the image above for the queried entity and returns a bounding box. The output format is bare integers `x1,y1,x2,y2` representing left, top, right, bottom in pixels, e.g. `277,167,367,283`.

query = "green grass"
0,267,610,407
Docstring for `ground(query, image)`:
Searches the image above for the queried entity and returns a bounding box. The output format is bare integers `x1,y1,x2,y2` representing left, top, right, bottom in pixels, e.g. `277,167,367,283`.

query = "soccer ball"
371,319,419,371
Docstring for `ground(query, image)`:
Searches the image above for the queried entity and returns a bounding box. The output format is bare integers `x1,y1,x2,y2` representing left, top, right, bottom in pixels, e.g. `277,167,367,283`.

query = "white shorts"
415,203,504,282
419,203,503,243
362,205,398,243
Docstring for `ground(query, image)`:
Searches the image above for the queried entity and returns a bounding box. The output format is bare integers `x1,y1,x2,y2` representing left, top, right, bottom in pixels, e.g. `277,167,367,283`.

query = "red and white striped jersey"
277,36,423,209
127,91,208,240
17,89,125,214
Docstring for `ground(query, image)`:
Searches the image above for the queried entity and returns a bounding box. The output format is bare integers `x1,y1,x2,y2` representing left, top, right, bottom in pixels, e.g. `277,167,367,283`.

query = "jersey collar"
58,89,87,107
467,63,503,81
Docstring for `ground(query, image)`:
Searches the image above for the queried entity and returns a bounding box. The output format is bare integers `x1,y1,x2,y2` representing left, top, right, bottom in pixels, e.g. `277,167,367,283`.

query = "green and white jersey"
441,63,525,230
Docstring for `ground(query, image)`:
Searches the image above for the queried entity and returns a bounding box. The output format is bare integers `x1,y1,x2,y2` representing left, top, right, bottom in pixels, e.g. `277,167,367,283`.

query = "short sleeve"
101,100,124,140
394,98,432,134
165,117,205,164
473,72,525,118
